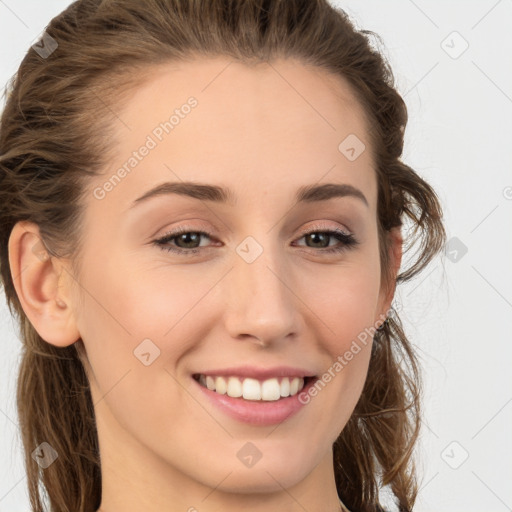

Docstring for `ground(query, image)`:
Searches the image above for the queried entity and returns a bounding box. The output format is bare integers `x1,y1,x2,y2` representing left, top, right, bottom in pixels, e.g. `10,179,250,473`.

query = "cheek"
301,256,382,349
75,244,197,341
73,252,219,396
295,257,381,413
73,266,196,436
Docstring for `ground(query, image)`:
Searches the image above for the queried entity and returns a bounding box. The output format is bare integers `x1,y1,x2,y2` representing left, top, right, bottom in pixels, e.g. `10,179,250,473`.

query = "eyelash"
152,225,359,256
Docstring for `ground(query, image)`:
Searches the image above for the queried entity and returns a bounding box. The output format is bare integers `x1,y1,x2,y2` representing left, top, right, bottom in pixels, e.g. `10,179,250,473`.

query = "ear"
8,221,80,347
376,225,403,324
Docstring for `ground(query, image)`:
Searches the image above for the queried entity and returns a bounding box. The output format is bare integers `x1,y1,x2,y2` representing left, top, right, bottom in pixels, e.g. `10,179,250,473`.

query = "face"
66,57,397,500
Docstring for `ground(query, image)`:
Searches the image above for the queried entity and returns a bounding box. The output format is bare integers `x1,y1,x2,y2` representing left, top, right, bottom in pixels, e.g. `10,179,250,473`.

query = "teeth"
197,375,306,401
280,377,290,397
227,377,242,397
261,378,281,401
243,378,261,400
215,376,227,395
290,377,300,395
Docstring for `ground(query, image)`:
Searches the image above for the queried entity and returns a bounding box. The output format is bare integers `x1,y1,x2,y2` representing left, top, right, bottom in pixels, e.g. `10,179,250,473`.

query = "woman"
0,1,446,511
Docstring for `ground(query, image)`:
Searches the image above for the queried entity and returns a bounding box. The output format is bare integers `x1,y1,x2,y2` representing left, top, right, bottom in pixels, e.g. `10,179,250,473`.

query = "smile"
194,374,309,401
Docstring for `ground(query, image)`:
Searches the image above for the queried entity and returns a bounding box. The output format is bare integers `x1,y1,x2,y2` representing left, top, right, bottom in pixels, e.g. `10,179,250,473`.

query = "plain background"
0,1,511,511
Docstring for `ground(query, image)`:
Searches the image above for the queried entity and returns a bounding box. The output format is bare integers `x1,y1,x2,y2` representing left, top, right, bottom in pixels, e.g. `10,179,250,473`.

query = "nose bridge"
223,233,299,344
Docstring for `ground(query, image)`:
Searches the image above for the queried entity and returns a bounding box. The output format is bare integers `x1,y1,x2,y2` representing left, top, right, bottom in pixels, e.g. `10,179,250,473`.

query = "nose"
222,238,301,348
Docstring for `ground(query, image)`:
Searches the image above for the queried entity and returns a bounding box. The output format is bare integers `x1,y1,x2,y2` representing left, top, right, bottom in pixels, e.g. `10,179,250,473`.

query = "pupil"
308,233,328,248
180,233,199,248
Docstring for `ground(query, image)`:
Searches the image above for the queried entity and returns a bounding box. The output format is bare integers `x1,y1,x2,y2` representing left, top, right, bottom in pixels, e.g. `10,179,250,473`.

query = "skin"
9,57,402,512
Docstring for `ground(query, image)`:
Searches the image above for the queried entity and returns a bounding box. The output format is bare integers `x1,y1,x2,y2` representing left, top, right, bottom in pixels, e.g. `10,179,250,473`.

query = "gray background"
1,1,511,511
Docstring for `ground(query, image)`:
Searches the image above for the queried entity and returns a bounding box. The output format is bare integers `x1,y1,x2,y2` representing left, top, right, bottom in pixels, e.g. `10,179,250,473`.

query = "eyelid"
150,220,218,242
298,221,352,236
153,220,353,243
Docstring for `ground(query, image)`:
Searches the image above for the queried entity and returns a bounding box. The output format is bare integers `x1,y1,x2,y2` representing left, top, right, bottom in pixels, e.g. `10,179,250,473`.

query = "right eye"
153,227,216,255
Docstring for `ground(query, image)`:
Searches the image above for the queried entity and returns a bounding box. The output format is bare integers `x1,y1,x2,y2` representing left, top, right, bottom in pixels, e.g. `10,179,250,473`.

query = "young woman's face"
69,57,399,505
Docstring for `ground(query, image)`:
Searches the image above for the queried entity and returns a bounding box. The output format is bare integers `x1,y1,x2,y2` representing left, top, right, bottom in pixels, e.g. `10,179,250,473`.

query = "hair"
0,1,446,511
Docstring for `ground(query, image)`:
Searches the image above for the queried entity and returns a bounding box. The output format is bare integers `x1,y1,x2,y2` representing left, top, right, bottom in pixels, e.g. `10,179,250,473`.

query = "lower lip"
193,377,318,426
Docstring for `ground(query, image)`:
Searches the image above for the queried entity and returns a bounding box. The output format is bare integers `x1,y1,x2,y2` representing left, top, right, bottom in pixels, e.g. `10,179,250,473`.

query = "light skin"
9,57,402,512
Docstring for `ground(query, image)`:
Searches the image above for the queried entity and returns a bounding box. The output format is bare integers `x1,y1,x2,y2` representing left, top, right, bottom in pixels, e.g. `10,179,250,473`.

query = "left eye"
152,227,359,256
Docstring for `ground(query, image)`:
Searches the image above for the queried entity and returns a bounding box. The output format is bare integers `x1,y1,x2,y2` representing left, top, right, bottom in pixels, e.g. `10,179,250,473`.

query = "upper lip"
193,365,317,380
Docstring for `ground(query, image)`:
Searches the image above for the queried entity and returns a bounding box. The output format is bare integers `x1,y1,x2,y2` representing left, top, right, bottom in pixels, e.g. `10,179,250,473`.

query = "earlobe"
8,221,80,347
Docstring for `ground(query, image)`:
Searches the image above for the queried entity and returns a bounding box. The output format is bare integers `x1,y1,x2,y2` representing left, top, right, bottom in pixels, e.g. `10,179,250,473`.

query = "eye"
152,225,359,256
153,227,214,255
293,227,359,254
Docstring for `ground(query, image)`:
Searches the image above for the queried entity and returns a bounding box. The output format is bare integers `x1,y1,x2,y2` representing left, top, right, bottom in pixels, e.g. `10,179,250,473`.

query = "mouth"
192,374,316,401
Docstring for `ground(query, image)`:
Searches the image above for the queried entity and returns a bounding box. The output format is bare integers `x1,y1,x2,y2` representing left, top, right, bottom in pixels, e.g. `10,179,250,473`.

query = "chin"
202,455,314,494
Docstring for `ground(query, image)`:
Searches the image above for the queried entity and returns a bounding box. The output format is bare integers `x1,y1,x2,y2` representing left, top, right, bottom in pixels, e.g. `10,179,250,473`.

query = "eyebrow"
130,181,369,208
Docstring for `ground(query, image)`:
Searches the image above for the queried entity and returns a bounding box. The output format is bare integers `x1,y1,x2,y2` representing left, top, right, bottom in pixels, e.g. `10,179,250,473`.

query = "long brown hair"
0,1,446,511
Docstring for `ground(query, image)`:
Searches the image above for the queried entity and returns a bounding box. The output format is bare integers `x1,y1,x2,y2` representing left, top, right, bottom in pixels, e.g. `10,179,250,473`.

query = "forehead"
87,57,376,213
